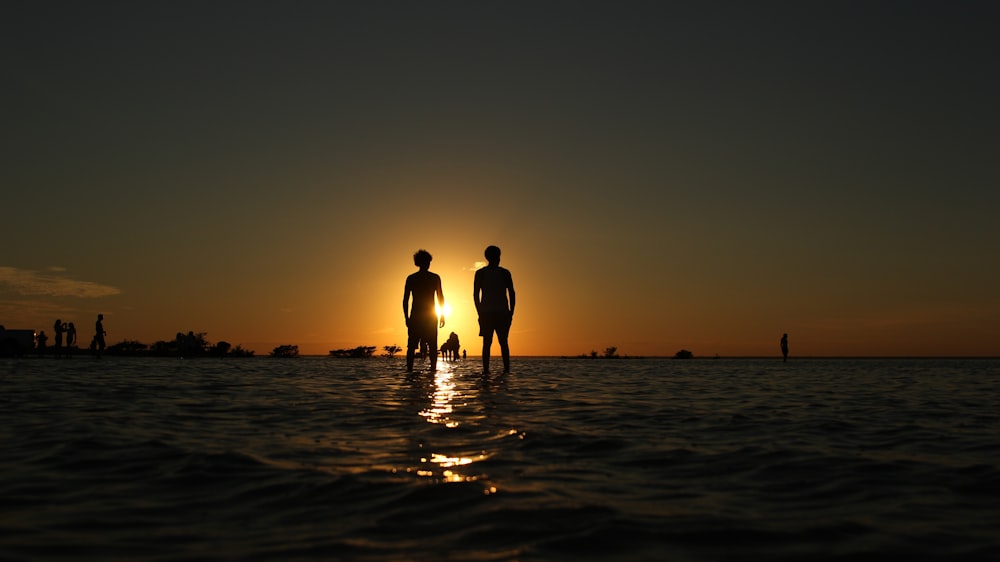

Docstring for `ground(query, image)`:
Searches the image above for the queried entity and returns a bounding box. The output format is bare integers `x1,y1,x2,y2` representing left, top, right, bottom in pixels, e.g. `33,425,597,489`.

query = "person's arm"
473,271,482,315
436,276,446,328
507,271,516,319
402,282,411,325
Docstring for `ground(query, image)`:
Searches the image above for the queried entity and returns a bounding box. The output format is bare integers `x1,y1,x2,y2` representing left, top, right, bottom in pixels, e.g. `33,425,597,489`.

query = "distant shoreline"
6,353,997,360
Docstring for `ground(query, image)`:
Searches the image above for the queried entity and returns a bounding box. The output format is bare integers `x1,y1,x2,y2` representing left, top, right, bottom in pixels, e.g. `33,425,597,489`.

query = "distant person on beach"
440,331,460,361
66,322,77,349
403,249,445,373
95,314,107,357
36,330,48,355
780,333,789,362
474,245,515,374
53,319,64,354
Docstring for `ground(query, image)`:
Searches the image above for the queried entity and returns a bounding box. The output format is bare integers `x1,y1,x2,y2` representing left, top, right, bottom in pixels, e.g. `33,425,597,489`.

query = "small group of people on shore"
34,314,106,357
403,245,515,375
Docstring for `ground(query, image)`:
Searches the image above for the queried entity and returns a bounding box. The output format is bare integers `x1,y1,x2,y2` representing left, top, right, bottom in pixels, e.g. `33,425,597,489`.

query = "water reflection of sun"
414,365,496,492
419,368,460,428
417,453,489,484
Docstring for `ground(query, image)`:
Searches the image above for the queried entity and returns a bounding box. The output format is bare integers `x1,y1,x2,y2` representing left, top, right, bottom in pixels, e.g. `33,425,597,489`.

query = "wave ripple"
2,357,999,560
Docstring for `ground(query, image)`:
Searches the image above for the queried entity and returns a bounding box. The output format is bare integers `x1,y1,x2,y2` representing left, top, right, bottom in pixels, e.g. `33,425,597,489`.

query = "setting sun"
435,301,452,320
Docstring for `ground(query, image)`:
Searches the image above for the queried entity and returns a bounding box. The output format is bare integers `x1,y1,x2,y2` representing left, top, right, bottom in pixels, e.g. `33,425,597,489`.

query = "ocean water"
1,356,998,561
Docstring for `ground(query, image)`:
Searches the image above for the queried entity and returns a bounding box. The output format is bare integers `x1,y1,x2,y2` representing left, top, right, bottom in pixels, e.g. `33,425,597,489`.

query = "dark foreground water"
1,357,998,561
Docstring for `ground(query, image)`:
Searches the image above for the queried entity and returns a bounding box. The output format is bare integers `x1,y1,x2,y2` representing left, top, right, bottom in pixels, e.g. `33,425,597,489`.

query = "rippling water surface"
2,357,999,560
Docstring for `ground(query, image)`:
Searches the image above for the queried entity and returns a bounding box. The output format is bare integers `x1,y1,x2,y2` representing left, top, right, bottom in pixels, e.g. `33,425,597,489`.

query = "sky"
3,1,998,357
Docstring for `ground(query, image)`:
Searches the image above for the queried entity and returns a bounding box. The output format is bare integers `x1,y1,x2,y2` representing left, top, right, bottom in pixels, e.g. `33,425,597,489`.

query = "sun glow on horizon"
435,301,452,320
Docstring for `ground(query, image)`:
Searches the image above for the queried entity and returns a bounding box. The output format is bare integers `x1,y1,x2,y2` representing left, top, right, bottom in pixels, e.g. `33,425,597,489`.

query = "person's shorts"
407,316,437,349
478,311,511,337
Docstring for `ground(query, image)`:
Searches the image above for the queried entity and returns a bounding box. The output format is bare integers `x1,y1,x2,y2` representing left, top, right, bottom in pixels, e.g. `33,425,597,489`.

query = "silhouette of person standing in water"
66,322,77,350
780,333,789,362
36,330,48,356
53,319,64,355
474,245,515,374
403,250,445,373
95,314,107,357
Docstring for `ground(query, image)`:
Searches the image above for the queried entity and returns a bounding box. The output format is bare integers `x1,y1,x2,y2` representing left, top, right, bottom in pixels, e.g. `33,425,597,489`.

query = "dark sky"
3,1,998,356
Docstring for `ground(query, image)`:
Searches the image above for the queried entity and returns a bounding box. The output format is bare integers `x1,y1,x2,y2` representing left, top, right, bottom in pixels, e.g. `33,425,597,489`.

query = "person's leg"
429,330,439,372
406,331,420,372
498,338,510,373
497,323,511,373
482,331,494,373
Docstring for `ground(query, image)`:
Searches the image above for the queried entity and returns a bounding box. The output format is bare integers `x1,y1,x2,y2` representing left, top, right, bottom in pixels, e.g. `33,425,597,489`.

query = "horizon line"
297,354,1000,360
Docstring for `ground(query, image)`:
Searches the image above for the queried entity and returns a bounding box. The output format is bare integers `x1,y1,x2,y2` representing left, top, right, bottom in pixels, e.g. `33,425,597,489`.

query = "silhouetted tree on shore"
384,345,402,358
102,331,254,357
270,345,299,358
579,346,621,359
106,339,148,356
329,346,376,358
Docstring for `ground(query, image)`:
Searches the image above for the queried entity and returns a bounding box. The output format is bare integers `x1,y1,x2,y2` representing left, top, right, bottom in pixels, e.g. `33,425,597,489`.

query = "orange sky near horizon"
2,3,998,358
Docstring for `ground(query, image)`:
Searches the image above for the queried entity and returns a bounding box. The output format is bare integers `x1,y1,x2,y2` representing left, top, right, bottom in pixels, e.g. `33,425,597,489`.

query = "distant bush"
106,339,149,356
579,346,621,359
104,330,254,357
674,349,693,359
329,346,376,358
227,344,255,357
270,345,300,358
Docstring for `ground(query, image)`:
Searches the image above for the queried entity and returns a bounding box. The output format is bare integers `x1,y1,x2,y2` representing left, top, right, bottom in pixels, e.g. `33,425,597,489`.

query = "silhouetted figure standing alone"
403,249,445,373
36,331,48,356
780,333,789,362
95,314,107,357
474,245,515,374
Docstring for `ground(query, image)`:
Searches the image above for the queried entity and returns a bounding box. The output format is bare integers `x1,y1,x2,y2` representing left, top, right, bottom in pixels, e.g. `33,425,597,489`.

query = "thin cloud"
0,298,71,318
0,266,122,298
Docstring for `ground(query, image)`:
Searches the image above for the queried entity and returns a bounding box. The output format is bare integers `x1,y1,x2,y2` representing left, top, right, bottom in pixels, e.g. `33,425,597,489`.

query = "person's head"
413,249,432,269
484,245,501,265
98,314,103,321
